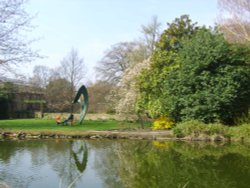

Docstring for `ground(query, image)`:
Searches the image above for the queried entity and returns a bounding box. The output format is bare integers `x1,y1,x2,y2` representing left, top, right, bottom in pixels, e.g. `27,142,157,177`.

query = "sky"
22,0,218,83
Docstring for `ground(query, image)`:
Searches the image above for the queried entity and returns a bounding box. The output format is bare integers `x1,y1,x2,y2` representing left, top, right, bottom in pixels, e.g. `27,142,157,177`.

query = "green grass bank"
0,119,147,132
173,120,250,143
0,119,250,142
0,119,157,139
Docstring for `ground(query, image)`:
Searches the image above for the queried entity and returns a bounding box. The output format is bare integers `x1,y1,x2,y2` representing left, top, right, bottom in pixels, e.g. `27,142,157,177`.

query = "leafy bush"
229,124,250,142
165,30,250,124
173,120,229,138
137,16,250,125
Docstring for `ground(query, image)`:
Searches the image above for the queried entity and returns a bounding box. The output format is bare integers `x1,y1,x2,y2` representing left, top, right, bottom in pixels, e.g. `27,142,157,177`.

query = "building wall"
0,81,45,119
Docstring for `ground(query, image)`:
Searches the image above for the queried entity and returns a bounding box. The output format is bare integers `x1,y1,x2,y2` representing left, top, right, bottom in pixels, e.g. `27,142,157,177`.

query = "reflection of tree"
92,140,250,188
0,140,89,188
1,139,250,188
0,140,49,188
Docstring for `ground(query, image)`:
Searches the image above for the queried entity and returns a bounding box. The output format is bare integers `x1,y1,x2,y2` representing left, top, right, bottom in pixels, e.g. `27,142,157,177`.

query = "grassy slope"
0,119,145,134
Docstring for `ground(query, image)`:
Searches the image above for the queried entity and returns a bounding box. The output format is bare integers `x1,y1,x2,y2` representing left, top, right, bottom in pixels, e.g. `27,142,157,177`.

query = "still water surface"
0,139,250,188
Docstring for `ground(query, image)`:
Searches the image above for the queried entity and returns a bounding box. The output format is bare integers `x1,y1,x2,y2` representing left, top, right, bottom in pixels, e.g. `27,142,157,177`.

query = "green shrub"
173,120,229,138
229,124,250,142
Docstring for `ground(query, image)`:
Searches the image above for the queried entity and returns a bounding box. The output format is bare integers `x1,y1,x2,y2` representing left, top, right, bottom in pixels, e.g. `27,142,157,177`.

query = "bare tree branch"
0,0,39,71
217,0,250,43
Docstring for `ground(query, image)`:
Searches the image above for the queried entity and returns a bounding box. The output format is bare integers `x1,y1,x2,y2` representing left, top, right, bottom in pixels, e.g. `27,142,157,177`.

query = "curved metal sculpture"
73,85,89,124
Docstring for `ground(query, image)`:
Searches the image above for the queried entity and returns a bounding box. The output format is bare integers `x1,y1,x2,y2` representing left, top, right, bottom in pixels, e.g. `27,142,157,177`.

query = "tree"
60,48,87,112
163,29,250,124
112,17,162,120
96,17,161,85
0,0,38,73
30,65,52,88
137,15,199,118
140,16,161,56
87,81,114,113
46,78,72,112
115,59,151,126
217,0,250,43
96,42,137,84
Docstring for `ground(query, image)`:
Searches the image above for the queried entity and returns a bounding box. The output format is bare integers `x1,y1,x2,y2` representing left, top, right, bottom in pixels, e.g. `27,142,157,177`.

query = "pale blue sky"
24,0,218,82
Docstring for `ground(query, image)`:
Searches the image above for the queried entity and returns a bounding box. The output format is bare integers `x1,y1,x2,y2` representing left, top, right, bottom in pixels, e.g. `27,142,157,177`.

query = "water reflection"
90,140,250,188
0,139,250,188
0,140,89,188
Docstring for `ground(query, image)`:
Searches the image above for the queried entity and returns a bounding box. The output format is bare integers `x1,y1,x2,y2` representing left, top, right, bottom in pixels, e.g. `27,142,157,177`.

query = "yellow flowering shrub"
152,116,174,130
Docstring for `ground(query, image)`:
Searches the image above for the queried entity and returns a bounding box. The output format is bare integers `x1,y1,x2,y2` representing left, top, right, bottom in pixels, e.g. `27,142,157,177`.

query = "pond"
0,139,250,188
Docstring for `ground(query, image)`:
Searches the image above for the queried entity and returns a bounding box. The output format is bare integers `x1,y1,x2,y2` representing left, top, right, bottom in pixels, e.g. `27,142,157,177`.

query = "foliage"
46,78,72,112
229,124,250,142
138,14,250,124
173,120,250,143
164,29,250,124
152,116,174,130
173,120,229,138
87,81,115,113
137,15,199,118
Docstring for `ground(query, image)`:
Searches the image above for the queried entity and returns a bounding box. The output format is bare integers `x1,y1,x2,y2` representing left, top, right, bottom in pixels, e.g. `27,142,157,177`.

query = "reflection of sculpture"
73,85,89,124
71,141,88,173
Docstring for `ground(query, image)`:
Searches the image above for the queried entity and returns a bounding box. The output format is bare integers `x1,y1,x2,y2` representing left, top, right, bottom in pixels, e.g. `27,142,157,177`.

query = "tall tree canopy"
137,15,199,117
164,29,250,124
138,26,250,124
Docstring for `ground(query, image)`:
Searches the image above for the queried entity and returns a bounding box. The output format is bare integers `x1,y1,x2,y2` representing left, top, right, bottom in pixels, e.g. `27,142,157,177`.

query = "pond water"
0,139,250,188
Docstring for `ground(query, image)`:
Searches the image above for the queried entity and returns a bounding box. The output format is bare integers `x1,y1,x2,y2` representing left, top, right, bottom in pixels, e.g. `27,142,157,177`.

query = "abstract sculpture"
73,85,89,124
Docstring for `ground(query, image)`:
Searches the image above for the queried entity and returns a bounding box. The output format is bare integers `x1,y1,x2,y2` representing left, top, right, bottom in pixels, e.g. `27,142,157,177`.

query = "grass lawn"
0,119,150,135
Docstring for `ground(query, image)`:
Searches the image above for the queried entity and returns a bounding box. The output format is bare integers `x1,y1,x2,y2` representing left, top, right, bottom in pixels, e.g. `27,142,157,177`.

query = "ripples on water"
0,139,250,188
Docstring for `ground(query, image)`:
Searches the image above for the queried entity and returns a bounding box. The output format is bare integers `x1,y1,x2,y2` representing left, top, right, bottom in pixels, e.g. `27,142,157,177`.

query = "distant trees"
217,0,250,43
30,65,51,89
96,42,137,84
87,81,114,113
140,16,161,56
45,78,72,112
0,0,38,73
59,48,87,112
28,48,86,113
96,16,161,85
95,17,162,119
